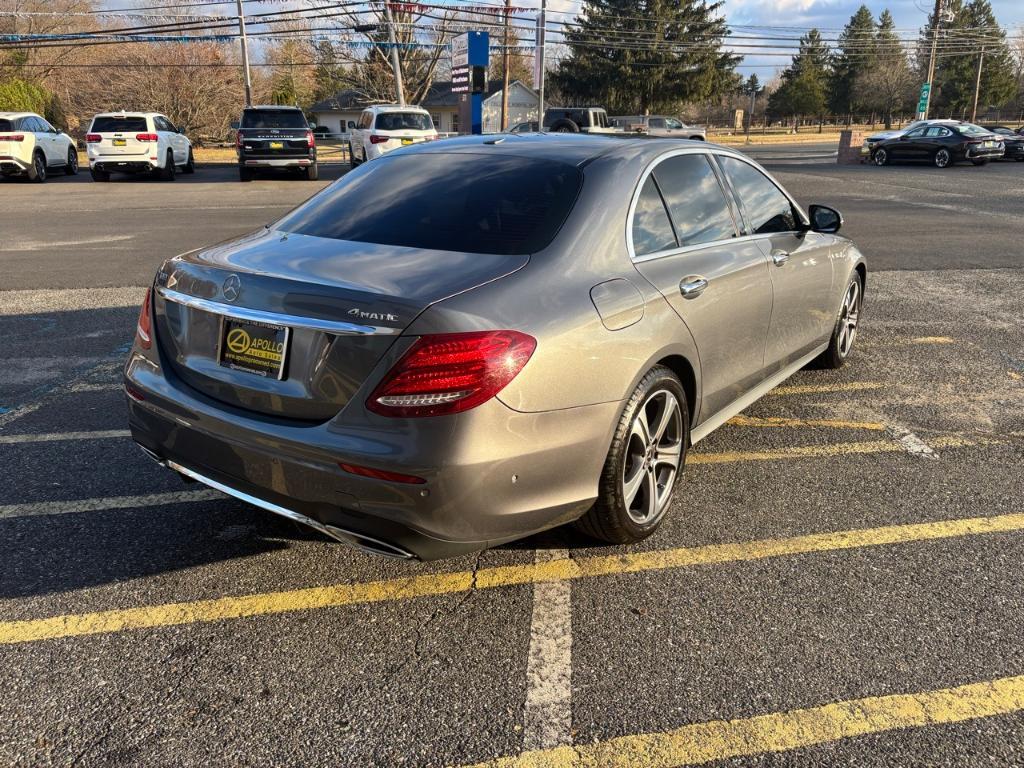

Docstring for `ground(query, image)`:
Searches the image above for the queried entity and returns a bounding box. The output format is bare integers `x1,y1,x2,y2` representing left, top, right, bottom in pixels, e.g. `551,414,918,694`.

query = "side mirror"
230,121,240,130
898,134,909,140
808,204,843,234
309,122,317,129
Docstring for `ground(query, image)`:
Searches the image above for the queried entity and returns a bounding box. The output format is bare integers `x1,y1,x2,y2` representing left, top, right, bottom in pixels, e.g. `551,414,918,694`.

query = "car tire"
575,366,688,545
549,118,580,133
971,158,989,166
304,162,319,181
90,166,110,182
934,148,952,168
813,271,863,370
872,148,889,166
181,148,196,174
161,150,176,180
239,165,253,182
689,135,704,141
349,143,360,166
65,148,79,175
26,151,46,183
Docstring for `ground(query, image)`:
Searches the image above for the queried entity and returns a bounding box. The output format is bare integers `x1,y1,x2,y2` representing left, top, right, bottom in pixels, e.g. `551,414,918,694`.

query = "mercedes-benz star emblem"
222,274,241,302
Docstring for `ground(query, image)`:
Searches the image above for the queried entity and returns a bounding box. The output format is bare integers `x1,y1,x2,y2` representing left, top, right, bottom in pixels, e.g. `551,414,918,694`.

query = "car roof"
244,105,303,111
392,133,738,167
91,112,159,118
0,112,38,119
365,104,430,112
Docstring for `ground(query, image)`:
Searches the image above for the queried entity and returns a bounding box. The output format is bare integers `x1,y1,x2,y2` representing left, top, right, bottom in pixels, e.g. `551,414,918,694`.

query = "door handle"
771,250,790,267
679,277,708,299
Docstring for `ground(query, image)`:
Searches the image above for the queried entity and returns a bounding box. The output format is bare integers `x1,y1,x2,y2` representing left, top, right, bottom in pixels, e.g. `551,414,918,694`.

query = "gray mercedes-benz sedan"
125,135,865,560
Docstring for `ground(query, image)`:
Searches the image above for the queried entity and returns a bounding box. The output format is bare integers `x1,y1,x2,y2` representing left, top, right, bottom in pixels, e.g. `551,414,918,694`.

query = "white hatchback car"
349,105,438,165
86,111,194,181
0,112,78,182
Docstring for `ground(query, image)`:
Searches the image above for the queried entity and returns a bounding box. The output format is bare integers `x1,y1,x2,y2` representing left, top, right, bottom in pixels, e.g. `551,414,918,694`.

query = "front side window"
653,154,737,247
631,176,677,257
718,156,798,235
666,118,684,130
277,154,582,256
904,127,927,138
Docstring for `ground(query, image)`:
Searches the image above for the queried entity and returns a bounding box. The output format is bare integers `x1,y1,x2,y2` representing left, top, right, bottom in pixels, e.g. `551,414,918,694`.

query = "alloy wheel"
935,149,950,168
621,388,684,525
873,149,887,166
837,279,861,358
34,154,45,181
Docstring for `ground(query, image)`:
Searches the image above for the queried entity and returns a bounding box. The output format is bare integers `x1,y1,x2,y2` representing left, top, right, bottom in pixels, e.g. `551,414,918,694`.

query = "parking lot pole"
537,0,546,123
922,0,942,119
501,0,511,130
236,0,252,107
383,2,406,106
971,46,985,123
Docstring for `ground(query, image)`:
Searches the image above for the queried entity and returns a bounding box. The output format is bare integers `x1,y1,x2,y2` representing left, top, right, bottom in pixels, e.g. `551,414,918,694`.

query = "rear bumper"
124,350,615,560
0,157,29,172
964,146,1004,159
240,156,315,168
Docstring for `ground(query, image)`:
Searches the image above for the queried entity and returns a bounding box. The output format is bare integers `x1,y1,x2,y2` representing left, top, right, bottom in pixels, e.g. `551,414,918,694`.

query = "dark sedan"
981,125,1024,161
871,122,1004,168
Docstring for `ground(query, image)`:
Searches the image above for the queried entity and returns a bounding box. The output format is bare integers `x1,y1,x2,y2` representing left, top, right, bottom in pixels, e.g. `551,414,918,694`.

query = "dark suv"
233,105,317,181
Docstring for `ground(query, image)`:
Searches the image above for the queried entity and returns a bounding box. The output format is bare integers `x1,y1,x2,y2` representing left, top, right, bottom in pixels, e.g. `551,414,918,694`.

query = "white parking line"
522,548,573,752
0,360,123,429
886,424,938,460
0,430,130,445
0,490,223,520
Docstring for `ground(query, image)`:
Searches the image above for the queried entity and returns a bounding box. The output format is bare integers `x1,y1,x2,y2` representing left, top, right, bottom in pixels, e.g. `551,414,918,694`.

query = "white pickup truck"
610,115,707,141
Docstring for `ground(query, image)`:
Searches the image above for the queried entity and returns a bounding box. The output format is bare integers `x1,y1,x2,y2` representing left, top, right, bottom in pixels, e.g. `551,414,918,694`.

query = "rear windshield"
91,116,147,133
957,123,991,136
276,154,582,255
374,112,433,131
241,109,307,129
0,119,13,131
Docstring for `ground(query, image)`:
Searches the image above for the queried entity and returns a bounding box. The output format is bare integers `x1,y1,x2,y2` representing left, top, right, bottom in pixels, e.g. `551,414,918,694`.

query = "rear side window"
374,112,433,131
718,156,797,235
241,109,307,129
653,154,737,246
277,154,582,256
631,176,677,257
91,116,147,133
0,119,13,130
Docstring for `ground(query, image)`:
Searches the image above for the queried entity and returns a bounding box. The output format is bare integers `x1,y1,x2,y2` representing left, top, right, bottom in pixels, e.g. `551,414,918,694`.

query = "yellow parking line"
726,415,886,430
462,674,1024,768
768,382,884,396
3,511,1023,646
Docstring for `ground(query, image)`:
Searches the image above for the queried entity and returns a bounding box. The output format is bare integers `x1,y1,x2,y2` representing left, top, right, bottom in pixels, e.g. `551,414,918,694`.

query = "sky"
722,0,1024,75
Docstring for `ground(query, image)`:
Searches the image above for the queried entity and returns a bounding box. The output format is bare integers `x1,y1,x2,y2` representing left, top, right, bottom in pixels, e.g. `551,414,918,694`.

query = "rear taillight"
135,133,159,142
306,129,315,148
0,134,25,142
236,130,243,148
136,288,153,350
85,133,101,143
369,135,390,144
367,330,536,418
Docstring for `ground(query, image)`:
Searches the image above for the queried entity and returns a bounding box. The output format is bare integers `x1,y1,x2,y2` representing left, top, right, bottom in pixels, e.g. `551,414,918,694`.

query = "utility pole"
500,0,511,130
382,1,406,106
971,46,985,123
923,0,943,119
236,0,252,106
746,88,756,143
536,0,546,128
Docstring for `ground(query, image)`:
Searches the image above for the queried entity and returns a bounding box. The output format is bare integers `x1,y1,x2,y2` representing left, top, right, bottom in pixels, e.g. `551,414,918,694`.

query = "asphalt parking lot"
2,150,1023,767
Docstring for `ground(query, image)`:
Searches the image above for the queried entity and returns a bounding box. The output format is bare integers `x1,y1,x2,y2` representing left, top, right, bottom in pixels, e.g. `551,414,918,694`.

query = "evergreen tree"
856,9,914,128
829,5,876,119
768,29,831,129
743,73,761,95
550,0,740,114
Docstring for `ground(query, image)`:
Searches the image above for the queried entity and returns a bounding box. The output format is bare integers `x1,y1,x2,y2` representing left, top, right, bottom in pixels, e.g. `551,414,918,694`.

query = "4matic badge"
348,308,398,323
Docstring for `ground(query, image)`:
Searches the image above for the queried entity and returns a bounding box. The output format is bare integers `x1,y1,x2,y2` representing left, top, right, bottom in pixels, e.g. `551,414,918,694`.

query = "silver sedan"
125,135,865,560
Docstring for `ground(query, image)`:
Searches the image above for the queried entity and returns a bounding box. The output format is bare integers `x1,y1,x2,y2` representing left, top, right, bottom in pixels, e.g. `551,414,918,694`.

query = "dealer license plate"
219,318,289,379
402,138,413,145
112,138,126,146
270,141,284,149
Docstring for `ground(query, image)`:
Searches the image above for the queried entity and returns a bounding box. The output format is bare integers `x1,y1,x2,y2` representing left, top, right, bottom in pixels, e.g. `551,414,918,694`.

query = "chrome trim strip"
156,286,401,336
689,342,829,445
165,459,417,559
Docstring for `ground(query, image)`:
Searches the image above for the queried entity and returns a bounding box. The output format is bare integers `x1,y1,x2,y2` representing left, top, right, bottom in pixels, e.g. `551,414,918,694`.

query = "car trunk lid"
238,127,311,157
153,229,528,420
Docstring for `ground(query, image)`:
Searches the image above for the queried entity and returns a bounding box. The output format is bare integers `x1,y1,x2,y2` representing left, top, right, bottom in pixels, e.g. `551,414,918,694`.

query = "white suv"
0,112,78,182
349,105,438,165
86,111,194,181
